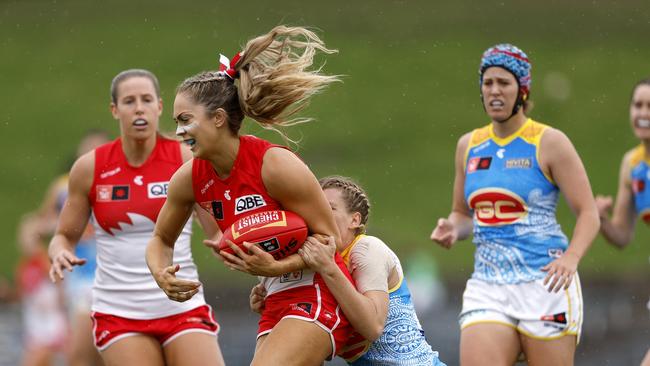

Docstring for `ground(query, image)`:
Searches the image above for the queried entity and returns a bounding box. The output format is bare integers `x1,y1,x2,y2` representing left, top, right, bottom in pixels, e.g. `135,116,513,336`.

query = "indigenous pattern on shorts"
629,144,650,224
464,119,569,284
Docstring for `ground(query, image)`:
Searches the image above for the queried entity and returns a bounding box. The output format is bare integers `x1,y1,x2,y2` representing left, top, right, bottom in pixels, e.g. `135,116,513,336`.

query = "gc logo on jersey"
235,194,267,214
147,181,169,199
468,188,528,226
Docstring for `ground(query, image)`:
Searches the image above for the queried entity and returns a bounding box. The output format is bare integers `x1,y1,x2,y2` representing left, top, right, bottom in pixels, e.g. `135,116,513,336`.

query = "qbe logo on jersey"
235,194,267,214
147,182,169,199
468,188,528,226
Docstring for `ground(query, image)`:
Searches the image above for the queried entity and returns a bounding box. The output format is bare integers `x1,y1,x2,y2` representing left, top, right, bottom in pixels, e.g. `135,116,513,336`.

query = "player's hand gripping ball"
218,210,308,260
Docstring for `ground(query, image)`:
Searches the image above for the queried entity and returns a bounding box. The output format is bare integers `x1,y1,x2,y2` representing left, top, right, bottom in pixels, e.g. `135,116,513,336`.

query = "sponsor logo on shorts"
467,156,492,173
541,312,567,325
185,316,215,327
280,270,303,283
505,157,532,169
468,188,528,226
97,185,130,202
235,194,267,214
97,330,110,343
199,200,224,220
291,302,313,315
147,181,169,199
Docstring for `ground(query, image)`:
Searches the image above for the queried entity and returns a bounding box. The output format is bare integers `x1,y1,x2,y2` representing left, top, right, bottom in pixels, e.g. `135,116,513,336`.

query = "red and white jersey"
193,135,316,296
90,136,204,319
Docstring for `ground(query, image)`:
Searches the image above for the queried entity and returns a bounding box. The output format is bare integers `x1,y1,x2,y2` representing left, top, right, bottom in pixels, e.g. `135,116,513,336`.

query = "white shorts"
459,275,583,342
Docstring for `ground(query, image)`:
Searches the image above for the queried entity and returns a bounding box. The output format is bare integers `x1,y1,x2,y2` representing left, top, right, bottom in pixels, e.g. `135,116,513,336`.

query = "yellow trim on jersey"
464,125,491,170
488,118,534,146
629,144,650,168
340,234,365,267
465,119,556,184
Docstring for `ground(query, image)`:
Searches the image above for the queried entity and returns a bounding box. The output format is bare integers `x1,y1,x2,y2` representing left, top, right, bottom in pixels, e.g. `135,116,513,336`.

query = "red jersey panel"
193,135,317,295
193,135,285,230
89,136,205,319
90,136,182,233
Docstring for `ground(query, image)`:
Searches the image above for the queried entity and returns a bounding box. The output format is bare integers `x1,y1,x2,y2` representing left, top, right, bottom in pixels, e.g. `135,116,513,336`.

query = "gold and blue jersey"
629,145,650,224
463,119,569,284
339,235,444,366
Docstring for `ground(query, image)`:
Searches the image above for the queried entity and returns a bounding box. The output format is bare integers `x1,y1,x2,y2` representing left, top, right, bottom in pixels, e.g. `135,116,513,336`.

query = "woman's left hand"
217,240,280,277
298,236,338,275
153,264,201,302
541,251,580,293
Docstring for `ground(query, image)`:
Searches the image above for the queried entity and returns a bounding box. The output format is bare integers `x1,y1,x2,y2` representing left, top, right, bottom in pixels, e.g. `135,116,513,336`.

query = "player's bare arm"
539,127,600,292
48,151,94,282
146,162,201,302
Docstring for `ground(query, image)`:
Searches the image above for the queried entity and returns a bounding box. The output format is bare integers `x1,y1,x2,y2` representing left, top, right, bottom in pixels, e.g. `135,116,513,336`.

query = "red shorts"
258,283,353,359
91,305,219,351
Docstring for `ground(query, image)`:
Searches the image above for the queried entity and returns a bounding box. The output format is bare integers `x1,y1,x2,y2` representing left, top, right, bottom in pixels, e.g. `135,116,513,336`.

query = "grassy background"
1,0,649,284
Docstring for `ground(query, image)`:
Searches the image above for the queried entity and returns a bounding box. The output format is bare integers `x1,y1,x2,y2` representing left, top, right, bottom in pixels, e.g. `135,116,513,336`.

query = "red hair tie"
219,52,242,80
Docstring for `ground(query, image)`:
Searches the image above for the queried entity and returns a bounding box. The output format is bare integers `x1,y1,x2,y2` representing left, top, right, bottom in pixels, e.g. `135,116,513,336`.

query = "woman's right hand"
430,218,458,249
249,283,267,314
594,195,613,221
49,249,86,283
152,264,201,303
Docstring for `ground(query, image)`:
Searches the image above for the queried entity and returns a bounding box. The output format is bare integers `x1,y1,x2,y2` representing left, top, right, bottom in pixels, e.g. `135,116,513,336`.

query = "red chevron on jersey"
90,136,183,235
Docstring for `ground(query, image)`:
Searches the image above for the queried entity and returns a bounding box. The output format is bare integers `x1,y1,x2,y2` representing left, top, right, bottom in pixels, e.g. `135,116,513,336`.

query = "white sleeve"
349,236,397,293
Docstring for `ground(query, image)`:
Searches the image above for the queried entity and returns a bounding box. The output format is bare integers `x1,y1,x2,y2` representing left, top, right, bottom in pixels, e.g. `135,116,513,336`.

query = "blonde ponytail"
235,25,340,128
177,26,338,138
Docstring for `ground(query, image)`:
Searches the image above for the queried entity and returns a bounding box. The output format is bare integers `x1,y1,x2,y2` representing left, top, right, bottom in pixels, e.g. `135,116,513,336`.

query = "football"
218,210,308,260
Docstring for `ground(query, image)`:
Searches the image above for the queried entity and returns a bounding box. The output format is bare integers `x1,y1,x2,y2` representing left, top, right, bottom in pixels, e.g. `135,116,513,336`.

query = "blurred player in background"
293,175,446,365
430,44,599,365
16,213,67,366
35,129,110,366
595,77,650,366
146,26,354,366
48,69,224,366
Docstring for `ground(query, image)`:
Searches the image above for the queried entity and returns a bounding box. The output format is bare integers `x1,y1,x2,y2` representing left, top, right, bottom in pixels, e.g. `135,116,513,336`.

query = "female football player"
146,26,354,366
430,44,599,365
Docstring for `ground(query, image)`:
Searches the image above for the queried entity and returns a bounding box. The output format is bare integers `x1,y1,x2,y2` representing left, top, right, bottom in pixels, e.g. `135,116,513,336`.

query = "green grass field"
1,0,649,284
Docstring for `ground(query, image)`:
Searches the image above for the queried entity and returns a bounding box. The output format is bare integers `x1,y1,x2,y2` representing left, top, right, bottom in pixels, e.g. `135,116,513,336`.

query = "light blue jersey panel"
463,119,569,285
629,145,650,224
350,280,445,366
